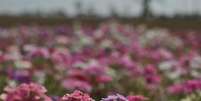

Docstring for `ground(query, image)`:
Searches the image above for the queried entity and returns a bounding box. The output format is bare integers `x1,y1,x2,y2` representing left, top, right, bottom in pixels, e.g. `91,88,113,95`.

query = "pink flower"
60,90,94,101
168,79,201,94
51,49,72,66
168,84,183,94
3,83,52,101
158,48,173,60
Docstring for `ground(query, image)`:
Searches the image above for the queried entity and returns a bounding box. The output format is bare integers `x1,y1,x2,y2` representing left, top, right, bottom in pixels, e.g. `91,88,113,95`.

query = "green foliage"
0,75,7,94
44,75,67,96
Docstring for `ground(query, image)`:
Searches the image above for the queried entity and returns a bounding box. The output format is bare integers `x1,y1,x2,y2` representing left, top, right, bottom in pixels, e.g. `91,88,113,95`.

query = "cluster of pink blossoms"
1,83,51,101
168,79,201,94
1,83,146,101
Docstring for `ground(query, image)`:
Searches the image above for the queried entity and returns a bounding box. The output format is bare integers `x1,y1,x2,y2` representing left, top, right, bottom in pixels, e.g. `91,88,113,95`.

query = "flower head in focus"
1,83,52,101
60,90,94,101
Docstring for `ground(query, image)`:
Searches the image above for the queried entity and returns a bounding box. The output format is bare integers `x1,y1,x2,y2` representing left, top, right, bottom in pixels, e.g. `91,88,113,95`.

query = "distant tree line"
1,0,201,19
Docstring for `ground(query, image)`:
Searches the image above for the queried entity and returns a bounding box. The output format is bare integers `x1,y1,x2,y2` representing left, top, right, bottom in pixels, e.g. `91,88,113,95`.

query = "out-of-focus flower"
62,79,92,92
28,47,50,59
62,68,89,89
127,95,147,101
55,35,70,45
83,66,112,83
51,49,72,67
11,70,32,83
168,79,201,94
143,64,161,89
0,54,7,63
139,29,183,49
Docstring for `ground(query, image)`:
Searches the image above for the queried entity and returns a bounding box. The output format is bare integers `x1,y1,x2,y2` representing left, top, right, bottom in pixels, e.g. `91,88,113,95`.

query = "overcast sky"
0,0,201,17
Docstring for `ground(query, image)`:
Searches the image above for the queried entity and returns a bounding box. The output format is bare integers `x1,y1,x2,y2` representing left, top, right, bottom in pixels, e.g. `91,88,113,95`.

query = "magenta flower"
0,54,6,63
60,90,94,101
167,84,183,94
143,65,161,89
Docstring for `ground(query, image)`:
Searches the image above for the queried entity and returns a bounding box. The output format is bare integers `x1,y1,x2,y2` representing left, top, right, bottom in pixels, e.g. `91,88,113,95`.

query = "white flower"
190,56,201,69
158,60,177,71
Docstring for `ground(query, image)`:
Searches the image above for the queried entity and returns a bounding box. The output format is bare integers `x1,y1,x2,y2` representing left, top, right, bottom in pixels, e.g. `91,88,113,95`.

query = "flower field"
0,22,201,101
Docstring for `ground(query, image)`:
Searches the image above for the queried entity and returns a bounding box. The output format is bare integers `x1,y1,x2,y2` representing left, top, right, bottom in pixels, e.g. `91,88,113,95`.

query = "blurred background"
0,0,201,28
1,1,201,100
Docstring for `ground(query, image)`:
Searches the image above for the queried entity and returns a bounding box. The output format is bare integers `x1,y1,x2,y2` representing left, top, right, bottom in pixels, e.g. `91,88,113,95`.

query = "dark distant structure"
0,0,201,29
142,0,152,18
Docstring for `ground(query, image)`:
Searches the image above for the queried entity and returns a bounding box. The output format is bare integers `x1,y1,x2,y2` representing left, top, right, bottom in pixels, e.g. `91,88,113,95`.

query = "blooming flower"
60,90,94,101
1,83,52,101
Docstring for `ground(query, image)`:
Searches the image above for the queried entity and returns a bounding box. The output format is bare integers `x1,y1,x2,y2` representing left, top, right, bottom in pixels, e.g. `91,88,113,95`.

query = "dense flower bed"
0,22,201,101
